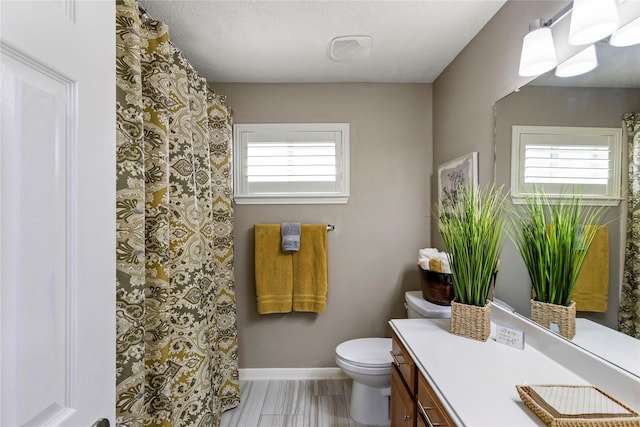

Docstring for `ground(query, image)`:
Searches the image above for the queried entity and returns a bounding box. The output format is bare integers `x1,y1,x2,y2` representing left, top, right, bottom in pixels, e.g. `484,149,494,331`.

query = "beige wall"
209,83,432,368
431,0,567,249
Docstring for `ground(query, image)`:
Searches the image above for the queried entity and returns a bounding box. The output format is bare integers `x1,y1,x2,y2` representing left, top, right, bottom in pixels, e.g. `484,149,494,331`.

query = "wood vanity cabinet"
391,332,456,427
391,333,416,426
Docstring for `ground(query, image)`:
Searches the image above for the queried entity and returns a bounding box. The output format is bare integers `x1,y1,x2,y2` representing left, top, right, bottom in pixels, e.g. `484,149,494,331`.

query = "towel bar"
327,224,335,231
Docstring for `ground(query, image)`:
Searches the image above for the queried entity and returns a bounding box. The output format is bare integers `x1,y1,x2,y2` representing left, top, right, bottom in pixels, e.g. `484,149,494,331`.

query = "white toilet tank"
405,291,451,319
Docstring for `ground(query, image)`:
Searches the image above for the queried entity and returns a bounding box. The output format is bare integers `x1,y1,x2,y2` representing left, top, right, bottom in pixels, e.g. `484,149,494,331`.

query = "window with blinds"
233,123,350,204
511,125,622,205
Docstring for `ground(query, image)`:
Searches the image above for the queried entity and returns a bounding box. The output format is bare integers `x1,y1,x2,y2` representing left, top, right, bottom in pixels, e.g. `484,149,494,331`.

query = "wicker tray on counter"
516,385,640,427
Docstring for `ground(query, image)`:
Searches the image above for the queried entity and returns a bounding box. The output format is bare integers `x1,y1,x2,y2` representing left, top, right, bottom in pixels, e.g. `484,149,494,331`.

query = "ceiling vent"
329,35,373,62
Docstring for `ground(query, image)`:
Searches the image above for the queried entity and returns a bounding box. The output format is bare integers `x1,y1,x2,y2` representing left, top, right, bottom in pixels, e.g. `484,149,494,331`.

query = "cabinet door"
392,333,416,393
417,372,455,427
391,365,416,427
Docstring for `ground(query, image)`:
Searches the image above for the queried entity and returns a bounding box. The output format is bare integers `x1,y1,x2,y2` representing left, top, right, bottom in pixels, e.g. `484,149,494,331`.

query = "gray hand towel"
281,222,301,253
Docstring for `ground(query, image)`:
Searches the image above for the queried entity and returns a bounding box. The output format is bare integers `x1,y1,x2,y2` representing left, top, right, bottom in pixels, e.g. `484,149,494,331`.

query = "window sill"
511,195,622,207
233,194,349,205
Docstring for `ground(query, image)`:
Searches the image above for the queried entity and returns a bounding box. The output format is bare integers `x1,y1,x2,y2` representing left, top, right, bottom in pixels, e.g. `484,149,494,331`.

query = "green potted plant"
511,190,606,339
438,184,508,341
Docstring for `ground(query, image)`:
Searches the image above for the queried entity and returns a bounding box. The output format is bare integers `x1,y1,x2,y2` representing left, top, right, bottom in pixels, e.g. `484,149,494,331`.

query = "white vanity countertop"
573,318,640,377
390,318,589,427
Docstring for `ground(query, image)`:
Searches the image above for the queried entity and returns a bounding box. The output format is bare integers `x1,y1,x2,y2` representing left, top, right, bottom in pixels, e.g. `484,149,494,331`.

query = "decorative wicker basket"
530,300,576,339
418,267,454,306
450,300,491,341
516,385,640,427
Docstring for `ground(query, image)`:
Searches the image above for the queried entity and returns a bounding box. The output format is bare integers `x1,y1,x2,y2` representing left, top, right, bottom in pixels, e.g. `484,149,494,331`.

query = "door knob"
92,418,110,427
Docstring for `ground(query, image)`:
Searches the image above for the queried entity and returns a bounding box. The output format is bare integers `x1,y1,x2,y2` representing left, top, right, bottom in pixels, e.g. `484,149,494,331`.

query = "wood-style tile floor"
220,379,388,427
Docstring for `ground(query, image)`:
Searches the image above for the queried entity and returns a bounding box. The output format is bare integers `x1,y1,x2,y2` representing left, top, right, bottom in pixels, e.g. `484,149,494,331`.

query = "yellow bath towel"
254,224,293,314
429,258,444,273
572,226,609,312
292,224,328,313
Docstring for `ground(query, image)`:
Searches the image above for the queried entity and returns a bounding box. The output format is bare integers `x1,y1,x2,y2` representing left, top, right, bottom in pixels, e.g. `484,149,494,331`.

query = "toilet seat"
335,338,392,368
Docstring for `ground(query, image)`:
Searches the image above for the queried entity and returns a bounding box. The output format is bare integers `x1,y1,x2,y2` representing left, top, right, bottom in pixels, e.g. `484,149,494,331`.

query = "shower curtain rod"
137,3,151,18
136,3,180,50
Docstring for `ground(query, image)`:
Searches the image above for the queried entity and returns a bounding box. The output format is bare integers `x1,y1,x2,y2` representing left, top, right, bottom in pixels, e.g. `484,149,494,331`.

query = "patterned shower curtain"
620,112,640,339
115,0,239,425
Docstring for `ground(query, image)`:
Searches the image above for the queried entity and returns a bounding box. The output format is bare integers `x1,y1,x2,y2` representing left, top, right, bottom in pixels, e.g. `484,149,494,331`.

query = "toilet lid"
405,291,451,318
335,338,392,368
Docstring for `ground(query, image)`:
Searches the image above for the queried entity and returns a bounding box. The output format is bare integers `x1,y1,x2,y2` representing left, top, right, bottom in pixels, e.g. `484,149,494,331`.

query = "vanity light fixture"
609,16,640,47
569,0,619,45
554,44,598,77
518,0,635,78
518,20,558,77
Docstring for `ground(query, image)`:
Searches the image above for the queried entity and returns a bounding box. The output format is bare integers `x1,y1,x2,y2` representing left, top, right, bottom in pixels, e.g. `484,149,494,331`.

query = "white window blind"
511,125,622,205
234,123,349,204
247,141,336,183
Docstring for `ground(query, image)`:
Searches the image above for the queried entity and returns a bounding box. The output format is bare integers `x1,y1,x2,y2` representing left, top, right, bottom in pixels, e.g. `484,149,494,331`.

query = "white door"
1,1,115,426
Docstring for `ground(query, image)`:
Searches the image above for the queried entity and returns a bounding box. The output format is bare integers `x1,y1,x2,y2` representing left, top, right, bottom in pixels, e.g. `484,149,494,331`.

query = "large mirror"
493,39,640,376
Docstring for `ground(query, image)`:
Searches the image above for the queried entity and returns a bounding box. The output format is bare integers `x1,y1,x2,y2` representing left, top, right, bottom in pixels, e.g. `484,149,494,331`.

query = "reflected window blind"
511,125,622,205
524,144,610,185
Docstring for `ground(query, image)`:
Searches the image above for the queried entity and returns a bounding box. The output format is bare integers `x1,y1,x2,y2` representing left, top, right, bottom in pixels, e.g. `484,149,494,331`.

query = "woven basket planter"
450,300,491,341
530,300,576,340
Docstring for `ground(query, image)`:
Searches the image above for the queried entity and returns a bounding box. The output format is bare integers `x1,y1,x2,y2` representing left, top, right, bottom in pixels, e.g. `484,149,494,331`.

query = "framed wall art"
437,152,478,211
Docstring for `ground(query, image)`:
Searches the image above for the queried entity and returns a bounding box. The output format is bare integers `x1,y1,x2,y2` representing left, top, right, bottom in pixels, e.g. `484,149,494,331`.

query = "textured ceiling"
138,0,507,83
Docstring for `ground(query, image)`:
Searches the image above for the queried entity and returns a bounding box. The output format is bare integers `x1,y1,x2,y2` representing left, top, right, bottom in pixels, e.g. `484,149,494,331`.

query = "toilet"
404,290,451,319
335,291,451,426
335,338,392,425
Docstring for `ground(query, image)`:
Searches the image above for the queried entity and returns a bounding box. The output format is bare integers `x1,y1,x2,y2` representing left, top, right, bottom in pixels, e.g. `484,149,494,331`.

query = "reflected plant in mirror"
510,189,608,339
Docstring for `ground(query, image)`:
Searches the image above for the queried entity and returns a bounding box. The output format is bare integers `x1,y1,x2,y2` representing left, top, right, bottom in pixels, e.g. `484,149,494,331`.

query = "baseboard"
239,367,348,381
